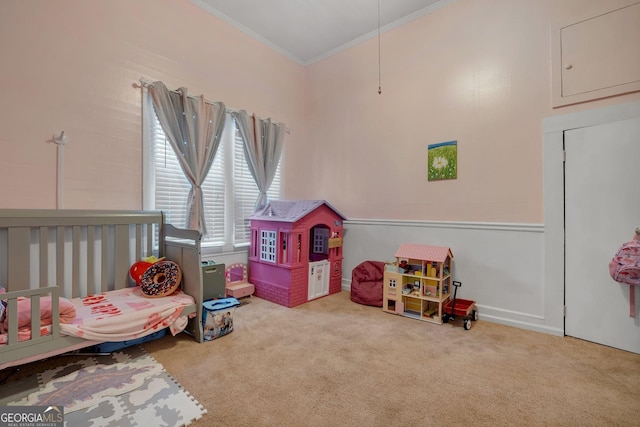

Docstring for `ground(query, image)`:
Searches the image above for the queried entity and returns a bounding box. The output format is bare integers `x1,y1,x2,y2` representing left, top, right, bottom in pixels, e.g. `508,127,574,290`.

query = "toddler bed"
0,209,204,371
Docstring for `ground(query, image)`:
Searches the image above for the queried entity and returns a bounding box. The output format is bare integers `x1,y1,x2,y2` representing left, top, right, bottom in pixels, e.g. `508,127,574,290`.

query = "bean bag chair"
350,260,385,307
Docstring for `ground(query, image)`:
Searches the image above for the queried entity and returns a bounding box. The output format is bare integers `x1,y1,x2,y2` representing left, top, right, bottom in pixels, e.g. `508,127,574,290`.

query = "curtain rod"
139,78,291,134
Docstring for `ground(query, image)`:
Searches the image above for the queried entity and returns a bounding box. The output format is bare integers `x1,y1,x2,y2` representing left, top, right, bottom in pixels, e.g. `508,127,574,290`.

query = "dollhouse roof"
395,243,453,262
250,200,346,223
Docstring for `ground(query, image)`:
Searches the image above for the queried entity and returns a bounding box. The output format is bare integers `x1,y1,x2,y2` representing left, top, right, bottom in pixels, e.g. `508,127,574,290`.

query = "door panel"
308,260,330,300
565,116,640,353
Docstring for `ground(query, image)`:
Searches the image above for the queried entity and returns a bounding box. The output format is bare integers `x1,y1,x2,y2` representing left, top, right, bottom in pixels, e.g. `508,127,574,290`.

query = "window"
143,94,282,249
260,230,277,263
312,227,329,254
232,130,282,244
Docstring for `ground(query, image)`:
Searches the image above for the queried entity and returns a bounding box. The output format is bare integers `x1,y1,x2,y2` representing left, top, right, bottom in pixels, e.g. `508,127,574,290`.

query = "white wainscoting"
342,219,563,336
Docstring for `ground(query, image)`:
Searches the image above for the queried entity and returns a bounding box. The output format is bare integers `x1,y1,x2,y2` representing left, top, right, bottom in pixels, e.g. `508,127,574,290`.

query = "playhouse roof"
250,200,346,223
395,243,453,262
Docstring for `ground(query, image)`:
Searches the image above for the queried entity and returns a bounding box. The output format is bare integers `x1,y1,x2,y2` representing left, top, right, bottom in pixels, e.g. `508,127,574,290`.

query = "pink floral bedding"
0,287,195,345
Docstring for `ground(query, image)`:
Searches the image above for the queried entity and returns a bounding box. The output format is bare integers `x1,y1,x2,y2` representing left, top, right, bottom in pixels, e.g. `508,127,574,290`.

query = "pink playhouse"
248,200,346,308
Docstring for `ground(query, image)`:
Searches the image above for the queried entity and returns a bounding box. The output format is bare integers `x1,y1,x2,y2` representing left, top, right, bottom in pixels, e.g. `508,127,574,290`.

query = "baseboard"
479,313,564,336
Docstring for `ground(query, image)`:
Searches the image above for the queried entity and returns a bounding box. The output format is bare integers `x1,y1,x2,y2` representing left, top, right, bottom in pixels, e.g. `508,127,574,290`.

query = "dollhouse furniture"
248,200,346,308
225,263,255,298
350,260,385,307
382,243,453,324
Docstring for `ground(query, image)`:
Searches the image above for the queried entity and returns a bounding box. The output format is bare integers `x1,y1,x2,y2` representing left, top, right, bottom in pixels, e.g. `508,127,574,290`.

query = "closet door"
565,116,640,353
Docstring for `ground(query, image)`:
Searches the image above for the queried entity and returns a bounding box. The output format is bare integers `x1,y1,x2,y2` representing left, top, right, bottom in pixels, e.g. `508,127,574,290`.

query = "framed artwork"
427,140,457,181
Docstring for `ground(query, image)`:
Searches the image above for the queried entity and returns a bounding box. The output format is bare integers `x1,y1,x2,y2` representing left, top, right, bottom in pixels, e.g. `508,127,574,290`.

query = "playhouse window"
389,279,397,288
260,230,277,263
312,227,329,254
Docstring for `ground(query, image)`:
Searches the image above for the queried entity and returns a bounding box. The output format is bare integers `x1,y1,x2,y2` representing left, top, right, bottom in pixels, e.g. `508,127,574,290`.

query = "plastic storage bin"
202,297,240,341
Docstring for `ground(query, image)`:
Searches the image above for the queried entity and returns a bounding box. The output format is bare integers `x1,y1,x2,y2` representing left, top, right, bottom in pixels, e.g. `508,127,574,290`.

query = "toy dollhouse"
248,200,346,308
383,243,454,324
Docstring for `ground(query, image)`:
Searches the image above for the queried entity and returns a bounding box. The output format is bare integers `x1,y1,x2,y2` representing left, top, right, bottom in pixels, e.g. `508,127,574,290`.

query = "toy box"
202,297,240,341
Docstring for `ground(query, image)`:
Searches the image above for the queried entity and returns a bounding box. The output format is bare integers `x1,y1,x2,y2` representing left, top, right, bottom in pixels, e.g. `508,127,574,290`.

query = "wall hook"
52,131,68,145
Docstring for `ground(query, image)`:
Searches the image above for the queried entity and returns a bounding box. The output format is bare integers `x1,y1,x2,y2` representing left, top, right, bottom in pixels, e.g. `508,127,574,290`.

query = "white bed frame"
0,209,205,371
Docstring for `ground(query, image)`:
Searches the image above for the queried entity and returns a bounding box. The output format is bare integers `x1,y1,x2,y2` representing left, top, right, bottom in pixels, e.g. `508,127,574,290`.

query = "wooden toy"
383,243,453,324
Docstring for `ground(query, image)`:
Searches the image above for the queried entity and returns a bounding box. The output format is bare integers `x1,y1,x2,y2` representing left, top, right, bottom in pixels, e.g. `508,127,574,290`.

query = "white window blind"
233,131,282,245
150,110,226,245
146,99,282,249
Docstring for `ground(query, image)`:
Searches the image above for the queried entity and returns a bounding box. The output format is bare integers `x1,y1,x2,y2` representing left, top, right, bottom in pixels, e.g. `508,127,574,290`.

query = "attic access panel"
552,2,640,107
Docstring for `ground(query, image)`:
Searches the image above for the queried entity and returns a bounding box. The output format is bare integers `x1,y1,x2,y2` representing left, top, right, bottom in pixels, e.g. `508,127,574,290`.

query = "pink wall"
0,0,305,209
295,0,640,223
1,0,638,225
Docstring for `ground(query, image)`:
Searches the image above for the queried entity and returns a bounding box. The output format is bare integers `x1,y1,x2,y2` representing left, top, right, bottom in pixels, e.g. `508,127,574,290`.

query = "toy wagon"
442,281,478,330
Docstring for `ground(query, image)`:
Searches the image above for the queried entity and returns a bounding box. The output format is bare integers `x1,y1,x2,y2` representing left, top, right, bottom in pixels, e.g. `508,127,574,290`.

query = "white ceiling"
191,0,453,66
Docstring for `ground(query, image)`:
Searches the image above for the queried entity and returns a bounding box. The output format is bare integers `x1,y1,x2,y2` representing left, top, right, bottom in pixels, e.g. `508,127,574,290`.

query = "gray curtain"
232,110,285,212
149,81,226,235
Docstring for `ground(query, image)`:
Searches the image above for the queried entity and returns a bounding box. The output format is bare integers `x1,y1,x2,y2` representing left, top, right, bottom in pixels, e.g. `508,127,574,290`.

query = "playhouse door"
308,260,330,300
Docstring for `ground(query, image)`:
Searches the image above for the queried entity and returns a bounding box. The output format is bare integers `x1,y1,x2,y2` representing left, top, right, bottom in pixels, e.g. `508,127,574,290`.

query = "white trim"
346,218,542,233
478,313,565,336
544,100,640,133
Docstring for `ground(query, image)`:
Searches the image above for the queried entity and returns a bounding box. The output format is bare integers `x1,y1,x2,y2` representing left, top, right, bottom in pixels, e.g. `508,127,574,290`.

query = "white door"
565,116,640,353
308,260,330,300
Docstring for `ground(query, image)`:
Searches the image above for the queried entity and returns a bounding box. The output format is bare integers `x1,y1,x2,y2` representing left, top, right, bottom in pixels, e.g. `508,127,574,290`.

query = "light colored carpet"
144,290,640,427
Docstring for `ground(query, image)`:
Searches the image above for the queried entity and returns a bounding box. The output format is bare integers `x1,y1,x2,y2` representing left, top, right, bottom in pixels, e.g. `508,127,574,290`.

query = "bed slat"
101,225,109,293
30,294,41,340
114,224,129,290
135,224,143,262
39,227,48,287
7,227,31,291
56,226,64,293
87,226,96,294
72,225,81,298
